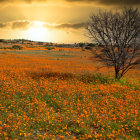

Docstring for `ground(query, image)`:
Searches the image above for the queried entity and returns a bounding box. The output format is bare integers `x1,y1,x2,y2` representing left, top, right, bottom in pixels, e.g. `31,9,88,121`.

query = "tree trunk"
115,68,120,80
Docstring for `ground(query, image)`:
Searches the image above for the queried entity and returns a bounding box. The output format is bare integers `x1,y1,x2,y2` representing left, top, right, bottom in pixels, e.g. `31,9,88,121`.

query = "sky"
0,0,140,43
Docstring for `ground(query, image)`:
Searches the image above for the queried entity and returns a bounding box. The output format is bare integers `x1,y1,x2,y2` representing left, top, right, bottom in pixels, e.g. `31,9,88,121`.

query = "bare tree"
86,8,140,79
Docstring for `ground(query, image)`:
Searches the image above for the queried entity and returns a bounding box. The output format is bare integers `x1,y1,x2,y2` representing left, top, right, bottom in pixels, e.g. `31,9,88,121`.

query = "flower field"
0,48,140,139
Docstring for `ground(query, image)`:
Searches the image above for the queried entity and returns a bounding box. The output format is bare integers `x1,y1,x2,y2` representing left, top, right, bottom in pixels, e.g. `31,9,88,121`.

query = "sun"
27,27,46,41
26,21,49,42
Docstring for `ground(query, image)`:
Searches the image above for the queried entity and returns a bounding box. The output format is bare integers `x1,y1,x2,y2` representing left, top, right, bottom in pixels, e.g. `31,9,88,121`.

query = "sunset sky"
0,0,139,43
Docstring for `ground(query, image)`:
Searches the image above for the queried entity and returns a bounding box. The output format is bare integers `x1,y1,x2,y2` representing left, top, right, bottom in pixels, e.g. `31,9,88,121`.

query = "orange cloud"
0,0,139,5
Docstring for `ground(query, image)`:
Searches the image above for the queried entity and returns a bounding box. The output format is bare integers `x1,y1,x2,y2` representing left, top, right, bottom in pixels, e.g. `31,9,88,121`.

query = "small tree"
86,7,140,79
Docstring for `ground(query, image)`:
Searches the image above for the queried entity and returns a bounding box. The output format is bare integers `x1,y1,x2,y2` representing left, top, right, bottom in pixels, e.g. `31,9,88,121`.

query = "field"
0,46,140,139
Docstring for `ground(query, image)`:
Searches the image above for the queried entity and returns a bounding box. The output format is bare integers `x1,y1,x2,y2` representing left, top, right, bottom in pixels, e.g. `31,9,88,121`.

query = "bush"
78,43,85,47
45,47,55,50
85,46,92,50
12,45,23,50
87,43,96,47
0,39,4,42
0,47,9,49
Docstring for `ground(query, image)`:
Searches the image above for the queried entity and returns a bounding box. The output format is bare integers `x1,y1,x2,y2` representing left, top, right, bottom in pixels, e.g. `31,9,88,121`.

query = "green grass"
78,73,115,84
0,50,80,58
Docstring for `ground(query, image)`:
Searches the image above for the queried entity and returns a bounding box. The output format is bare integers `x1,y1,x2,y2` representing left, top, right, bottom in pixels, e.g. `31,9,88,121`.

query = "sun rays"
26,21,50,42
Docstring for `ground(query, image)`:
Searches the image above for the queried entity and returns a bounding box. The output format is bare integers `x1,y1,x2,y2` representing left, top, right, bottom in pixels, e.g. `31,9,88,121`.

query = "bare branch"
86,7,140,79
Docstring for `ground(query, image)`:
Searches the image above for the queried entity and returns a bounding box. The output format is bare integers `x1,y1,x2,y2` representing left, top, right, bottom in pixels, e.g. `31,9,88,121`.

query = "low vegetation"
0,45,23,50
0,49,139,139
12,45,23,50
45,46,55,50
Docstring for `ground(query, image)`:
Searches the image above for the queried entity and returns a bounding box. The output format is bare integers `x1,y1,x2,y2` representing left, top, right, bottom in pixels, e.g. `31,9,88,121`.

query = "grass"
0,50,78,58
0,49,140,139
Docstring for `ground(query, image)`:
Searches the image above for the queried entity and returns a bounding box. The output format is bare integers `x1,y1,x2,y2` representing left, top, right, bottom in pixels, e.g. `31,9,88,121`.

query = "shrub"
0,47,10,49
78,43,85,47
12,45,23,50
85,46,92,50
45,47,55,50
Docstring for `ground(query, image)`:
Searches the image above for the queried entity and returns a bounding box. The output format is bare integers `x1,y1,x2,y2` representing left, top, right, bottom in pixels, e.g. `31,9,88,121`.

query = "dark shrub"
12,45,23,50
85,46,92,50
45,47,55,50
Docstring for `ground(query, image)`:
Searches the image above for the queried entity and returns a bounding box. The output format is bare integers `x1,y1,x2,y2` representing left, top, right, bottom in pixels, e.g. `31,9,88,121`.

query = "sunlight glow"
26,21,50,42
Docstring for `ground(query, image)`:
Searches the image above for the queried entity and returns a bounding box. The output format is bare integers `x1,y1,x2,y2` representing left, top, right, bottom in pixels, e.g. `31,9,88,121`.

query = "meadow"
0,46,140,139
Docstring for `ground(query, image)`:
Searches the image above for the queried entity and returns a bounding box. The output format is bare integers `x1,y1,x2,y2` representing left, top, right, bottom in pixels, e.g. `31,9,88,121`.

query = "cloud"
0,20,31,29
55,23,85,29
12,21,31,29
66,0,140,5
44,22,85,30
0,0,139,5
0,20,85,30
0,0,48,3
